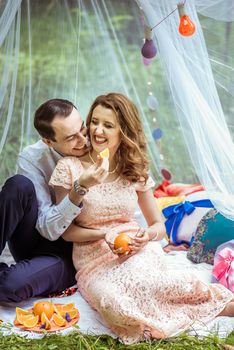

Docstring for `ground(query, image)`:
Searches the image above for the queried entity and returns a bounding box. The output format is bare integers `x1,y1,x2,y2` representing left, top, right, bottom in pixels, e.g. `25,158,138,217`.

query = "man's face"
44,107,88,157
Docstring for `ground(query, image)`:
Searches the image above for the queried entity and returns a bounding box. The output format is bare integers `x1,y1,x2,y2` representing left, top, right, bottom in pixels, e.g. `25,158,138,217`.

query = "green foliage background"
0,0,233,186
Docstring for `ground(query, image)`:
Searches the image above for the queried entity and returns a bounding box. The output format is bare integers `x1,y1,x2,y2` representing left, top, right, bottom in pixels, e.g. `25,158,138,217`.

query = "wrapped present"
212,240,234,293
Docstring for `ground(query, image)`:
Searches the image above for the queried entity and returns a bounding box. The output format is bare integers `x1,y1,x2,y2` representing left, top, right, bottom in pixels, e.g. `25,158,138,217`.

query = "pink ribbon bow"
213,248,234,289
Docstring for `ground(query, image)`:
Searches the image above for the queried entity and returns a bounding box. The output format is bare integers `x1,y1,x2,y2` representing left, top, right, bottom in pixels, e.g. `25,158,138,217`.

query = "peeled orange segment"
99,148,109,159
53,313,66,327
61,303,75,312
41,312,51,330
22,315,39,328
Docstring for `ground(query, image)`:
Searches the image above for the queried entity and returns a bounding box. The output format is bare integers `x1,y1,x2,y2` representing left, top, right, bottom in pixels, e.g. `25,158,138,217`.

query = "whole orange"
114,233,131,254
33,301,54,320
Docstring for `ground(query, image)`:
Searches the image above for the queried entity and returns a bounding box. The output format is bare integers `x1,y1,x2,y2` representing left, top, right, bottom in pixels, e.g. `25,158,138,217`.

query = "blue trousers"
0,175,76,302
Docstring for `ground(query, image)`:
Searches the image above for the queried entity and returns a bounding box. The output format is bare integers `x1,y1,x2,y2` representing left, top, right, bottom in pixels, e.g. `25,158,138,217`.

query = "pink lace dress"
50,156,233,344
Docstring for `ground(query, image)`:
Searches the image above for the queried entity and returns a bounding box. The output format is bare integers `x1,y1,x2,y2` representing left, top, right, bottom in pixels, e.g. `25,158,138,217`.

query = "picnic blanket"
0,251,233,340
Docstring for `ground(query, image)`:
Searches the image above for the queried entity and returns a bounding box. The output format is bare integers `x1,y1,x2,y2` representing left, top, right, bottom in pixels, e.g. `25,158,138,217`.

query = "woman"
50,93,233,344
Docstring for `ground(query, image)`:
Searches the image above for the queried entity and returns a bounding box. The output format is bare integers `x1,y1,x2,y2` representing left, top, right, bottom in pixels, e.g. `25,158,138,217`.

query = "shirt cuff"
56,194,82,220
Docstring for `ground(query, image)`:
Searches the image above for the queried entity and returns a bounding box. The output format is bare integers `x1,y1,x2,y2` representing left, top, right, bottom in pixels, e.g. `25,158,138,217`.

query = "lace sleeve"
49,158,74,190
135,175,155,192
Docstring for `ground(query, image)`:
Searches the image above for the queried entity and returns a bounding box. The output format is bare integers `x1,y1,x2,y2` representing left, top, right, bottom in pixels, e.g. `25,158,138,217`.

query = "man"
0,98,107,302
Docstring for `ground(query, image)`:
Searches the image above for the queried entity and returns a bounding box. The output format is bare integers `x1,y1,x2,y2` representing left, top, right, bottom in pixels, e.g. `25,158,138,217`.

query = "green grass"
0,330,233,350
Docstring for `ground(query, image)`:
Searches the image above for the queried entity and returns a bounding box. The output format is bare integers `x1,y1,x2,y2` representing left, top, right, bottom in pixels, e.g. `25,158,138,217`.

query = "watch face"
78,188,87,196
74,180,88,195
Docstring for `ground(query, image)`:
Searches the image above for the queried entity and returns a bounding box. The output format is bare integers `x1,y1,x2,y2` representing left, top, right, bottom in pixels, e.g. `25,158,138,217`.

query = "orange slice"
53,304,62,314
61,303,75,312
16,313,34,325
66,309,79,320
41,312,51,330
53,313,66,327
16,307,32,317
99,148,109,159
22,315,39,328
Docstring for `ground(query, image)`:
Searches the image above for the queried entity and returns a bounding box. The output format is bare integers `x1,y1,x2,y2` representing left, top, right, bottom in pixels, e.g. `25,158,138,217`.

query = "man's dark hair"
34,98,76,141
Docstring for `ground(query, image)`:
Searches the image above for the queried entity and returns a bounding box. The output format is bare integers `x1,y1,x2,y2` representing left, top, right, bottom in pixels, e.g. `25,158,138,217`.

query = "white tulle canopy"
136,0,234,220
0,0,234,220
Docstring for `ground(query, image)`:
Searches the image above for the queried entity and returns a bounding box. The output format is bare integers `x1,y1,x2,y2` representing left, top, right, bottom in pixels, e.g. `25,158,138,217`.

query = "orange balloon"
179,15,196,36
114,233,131,254
33,301,54,320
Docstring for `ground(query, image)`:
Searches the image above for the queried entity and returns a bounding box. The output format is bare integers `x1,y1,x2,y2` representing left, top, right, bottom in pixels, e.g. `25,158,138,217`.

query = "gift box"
212,239,234,293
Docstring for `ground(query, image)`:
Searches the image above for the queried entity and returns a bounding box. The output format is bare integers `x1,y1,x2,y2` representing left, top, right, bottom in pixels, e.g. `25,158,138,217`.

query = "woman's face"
89,105,121,157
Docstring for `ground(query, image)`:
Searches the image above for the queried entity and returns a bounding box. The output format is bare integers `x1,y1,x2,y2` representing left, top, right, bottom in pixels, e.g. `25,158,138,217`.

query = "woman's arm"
128,189,166,254
137,189,166,241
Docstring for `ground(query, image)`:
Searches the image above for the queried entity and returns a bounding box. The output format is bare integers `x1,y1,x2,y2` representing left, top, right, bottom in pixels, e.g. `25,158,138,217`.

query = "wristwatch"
73,180,89,196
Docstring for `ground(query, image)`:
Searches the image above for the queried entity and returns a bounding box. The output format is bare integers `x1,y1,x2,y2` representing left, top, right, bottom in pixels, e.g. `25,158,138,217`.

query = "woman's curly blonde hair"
86,92,149,183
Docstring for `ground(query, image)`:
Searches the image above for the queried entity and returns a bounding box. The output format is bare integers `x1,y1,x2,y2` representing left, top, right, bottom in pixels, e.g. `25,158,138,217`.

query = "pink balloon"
142,56,152,66
139,15,144,27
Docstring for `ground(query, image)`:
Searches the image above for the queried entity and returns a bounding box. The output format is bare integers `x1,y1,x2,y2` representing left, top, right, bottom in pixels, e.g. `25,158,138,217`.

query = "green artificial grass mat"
0,330,233,350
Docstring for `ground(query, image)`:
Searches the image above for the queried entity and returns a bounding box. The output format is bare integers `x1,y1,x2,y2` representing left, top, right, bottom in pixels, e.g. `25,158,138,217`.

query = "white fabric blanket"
0,251,233,340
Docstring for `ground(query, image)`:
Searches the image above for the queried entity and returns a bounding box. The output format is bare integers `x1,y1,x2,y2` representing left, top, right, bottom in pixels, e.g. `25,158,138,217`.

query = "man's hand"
79,156,109,189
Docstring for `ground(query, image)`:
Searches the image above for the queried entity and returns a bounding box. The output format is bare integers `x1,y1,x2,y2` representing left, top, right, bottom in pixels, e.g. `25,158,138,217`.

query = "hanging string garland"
143,69,171,180
138,1,195,181
140,1,196,59
137,1,185,181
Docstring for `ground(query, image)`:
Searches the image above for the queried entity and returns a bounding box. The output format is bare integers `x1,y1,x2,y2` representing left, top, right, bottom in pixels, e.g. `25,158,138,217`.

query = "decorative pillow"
187,209,234,264
162,191,213,244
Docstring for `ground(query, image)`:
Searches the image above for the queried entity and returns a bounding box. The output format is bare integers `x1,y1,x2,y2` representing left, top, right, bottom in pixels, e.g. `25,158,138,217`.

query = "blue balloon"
152,128,163,140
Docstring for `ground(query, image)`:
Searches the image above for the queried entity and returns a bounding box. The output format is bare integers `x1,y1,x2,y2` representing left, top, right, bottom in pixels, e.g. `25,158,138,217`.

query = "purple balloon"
161,168,172,181
152,128,163,140
141,39,157,59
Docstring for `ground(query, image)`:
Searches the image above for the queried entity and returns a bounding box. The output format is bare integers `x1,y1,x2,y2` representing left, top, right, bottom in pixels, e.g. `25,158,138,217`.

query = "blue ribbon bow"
162,199,214,245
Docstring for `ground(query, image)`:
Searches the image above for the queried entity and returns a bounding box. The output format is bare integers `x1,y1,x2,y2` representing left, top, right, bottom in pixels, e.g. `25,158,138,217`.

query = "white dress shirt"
17,140,82,241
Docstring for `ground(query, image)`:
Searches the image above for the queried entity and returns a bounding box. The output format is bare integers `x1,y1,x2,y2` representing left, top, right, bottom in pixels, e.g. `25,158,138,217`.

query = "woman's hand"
105,228,150,260
129,228,150,255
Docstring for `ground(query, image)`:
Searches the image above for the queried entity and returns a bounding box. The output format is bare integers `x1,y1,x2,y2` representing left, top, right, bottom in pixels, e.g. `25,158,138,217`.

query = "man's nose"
77,133,87,145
